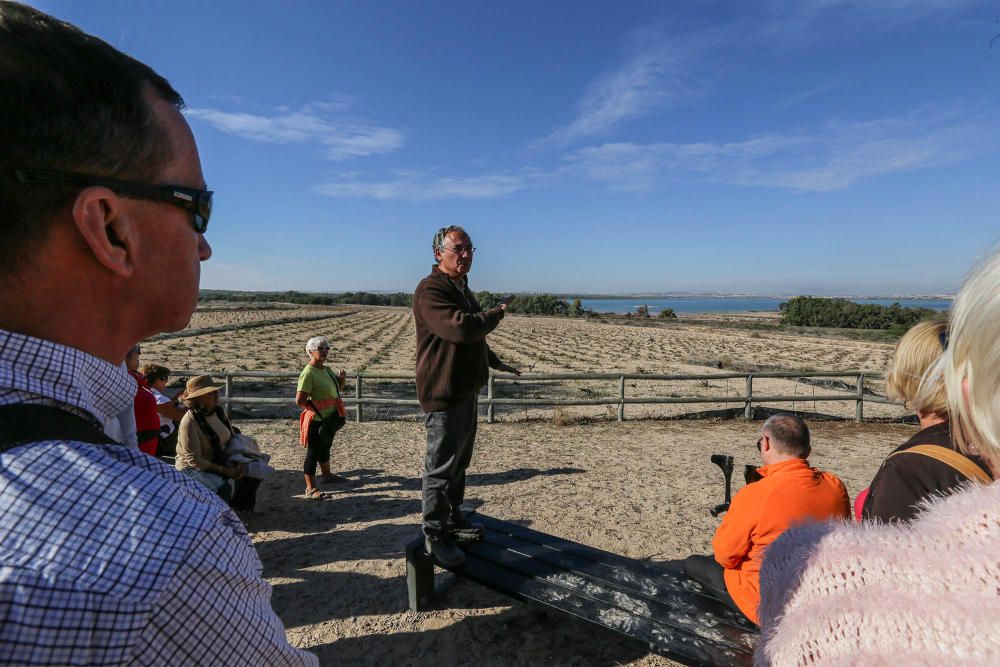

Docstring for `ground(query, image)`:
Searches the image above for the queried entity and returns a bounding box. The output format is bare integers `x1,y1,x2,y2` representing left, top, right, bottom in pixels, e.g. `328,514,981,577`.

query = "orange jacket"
713,458,850,624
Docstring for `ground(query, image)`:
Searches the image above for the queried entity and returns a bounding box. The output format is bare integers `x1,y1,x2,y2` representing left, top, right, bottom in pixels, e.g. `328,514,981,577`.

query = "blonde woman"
859,320,990,523
756,251,1000,665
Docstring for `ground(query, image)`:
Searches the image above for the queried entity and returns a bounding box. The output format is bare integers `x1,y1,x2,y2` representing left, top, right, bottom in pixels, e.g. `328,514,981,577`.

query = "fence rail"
182,369,902,423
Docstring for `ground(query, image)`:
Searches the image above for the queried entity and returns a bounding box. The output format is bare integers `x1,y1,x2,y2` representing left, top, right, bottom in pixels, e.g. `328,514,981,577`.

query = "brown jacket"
862,421,992,523
413,265,505,411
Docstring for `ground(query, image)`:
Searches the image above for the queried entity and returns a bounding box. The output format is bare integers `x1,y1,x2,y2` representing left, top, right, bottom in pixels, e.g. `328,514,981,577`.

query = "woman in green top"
296,336,347,498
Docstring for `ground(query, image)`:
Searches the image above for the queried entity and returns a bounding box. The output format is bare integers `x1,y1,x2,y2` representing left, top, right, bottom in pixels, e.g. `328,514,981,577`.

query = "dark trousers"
230,477,260,512
303,420,334,475
422,395,478,538
681,555,751,622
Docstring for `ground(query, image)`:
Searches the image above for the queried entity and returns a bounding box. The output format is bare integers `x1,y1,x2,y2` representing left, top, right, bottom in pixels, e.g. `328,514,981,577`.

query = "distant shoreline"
576,296,952,315
560,293,954,301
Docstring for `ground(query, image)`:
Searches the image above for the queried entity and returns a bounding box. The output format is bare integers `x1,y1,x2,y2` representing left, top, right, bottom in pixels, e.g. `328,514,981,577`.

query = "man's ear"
71,187,136,278
433,248,443,264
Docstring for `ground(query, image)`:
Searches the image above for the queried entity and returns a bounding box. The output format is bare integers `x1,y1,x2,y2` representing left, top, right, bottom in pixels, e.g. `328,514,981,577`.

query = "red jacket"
130,370,160,456
713,458,850,623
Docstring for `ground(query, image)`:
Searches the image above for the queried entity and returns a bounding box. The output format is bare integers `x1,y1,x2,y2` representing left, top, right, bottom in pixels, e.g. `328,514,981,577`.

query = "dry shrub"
552,408,571,427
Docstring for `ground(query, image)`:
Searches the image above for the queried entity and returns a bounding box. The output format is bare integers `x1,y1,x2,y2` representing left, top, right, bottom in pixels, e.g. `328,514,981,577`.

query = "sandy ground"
146,305,916,664
238,416,911,666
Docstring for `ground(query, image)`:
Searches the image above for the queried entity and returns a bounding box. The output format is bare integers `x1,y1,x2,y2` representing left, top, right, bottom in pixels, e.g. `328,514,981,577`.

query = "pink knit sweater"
756,481,1000,666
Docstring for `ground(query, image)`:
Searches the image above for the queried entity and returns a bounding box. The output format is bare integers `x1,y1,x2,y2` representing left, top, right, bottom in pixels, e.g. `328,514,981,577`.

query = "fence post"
618,375,625,422
487,373,495,424
856,374,864,423
744,374,753,420
355,373,363,423
224,372,232,418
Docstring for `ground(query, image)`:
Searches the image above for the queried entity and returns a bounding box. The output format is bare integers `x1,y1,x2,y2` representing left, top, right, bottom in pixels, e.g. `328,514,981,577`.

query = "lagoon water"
577,297,952,315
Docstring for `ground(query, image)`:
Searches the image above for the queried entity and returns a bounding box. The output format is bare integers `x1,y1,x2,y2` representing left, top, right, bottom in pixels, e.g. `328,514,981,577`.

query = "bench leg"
406,540,435,612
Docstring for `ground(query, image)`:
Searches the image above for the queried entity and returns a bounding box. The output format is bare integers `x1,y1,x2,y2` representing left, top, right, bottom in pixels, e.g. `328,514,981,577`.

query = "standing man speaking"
414,226,520,567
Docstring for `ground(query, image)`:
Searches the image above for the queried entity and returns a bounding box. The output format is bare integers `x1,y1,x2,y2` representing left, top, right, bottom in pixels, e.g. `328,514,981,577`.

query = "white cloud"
774,81,844,109
539,32,701,148
186,101,403,160
565,110,992,192
312,170,539,201
759,0,987,41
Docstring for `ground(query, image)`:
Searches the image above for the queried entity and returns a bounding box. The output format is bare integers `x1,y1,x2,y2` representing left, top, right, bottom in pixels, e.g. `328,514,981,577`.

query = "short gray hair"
305,336,330,354
763,414,811,458
433,226,470,253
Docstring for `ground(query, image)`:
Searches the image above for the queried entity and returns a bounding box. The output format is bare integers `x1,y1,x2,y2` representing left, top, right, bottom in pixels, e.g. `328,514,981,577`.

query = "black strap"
0,404,116,454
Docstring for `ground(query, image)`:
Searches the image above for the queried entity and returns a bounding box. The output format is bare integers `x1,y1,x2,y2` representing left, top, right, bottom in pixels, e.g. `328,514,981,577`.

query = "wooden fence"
183,369,902,423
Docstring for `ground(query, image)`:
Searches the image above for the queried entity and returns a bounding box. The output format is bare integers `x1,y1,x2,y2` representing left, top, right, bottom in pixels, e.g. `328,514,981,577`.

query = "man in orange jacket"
681,414,850,625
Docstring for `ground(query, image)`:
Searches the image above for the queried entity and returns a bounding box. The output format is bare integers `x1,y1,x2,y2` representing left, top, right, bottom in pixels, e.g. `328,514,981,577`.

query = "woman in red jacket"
125,344,159,456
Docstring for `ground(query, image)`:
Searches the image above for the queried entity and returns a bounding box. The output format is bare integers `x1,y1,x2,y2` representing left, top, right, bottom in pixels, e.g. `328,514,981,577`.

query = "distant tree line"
779,296,939,330
476,292,586,316
200,288,603,317
200,290,412,307
626,305,677,319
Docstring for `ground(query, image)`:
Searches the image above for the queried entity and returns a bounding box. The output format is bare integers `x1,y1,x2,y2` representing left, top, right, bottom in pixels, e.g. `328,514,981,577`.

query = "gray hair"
305,336,330,354
433,226,470,254
763,414,811,459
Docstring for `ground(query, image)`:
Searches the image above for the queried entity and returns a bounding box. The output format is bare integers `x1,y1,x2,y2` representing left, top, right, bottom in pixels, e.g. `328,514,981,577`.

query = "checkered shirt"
0,329,317,666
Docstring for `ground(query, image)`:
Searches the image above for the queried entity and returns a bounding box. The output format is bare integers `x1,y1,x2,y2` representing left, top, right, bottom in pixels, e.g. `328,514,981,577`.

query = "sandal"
304,488,324,500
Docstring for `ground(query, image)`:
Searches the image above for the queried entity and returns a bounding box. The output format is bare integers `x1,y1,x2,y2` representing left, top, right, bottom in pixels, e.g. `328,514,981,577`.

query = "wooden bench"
405,513,758,666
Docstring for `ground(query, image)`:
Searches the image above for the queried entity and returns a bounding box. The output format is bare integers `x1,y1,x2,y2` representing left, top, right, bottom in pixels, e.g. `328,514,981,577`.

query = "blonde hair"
937,250,1000,469
887,320,948,416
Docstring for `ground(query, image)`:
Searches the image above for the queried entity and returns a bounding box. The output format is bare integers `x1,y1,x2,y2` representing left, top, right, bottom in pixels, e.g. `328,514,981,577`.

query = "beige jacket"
175,410,231,472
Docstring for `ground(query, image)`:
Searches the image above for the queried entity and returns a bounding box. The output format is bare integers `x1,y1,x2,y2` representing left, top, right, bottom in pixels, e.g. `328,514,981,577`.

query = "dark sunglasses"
939,330,949,351
756,437,763,452
15,168,212,234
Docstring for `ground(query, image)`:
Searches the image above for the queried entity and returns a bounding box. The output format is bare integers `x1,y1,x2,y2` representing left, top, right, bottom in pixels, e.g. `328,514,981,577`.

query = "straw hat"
183,375,223,399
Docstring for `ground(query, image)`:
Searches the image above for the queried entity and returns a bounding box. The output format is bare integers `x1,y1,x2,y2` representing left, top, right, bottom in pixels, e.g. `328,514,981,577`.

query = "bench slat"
467,539,755,656
480,531,748,629
474,514,756,632
459,550,752,667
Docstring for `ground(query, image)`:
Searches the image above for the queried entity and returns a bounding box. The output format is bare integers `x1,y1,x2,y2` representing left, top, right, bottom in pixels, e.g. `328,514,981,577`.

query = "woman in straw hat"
176,375,259,512
756,250,1000,665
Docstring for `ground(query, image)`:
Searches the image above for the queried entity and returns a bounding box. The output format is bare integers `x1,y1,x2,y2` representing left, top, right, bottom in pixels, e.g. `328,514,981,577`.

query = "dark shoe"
425,535,466,568
448,513,484,541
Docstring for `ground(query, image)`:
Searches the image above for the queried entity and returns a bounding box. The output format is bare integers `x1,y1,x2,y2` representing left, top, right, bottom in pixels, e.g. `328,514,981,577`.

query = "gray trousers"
422,395,478,538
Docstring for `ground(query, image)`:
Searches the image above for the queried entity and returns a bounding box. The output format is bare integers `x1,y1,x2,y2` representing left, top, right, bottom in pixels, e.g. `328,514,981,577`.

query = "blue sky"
39,1,1000,295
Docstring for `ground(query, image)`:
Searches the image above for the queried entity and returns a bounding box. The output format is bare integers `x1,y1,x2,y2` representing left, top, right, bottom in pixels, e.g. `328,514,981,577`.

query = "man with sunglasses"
0,3,315,665
677,414,849,625
414,226,521,567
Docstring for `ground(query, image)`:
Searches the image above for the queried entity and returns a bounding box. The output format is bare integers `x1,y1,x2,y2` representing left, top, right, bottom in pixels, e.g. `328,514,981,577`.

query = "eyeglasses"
756,437,763,452
939,330,949,351
317,347,330,352
444,244,476,255
15,168,213,234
